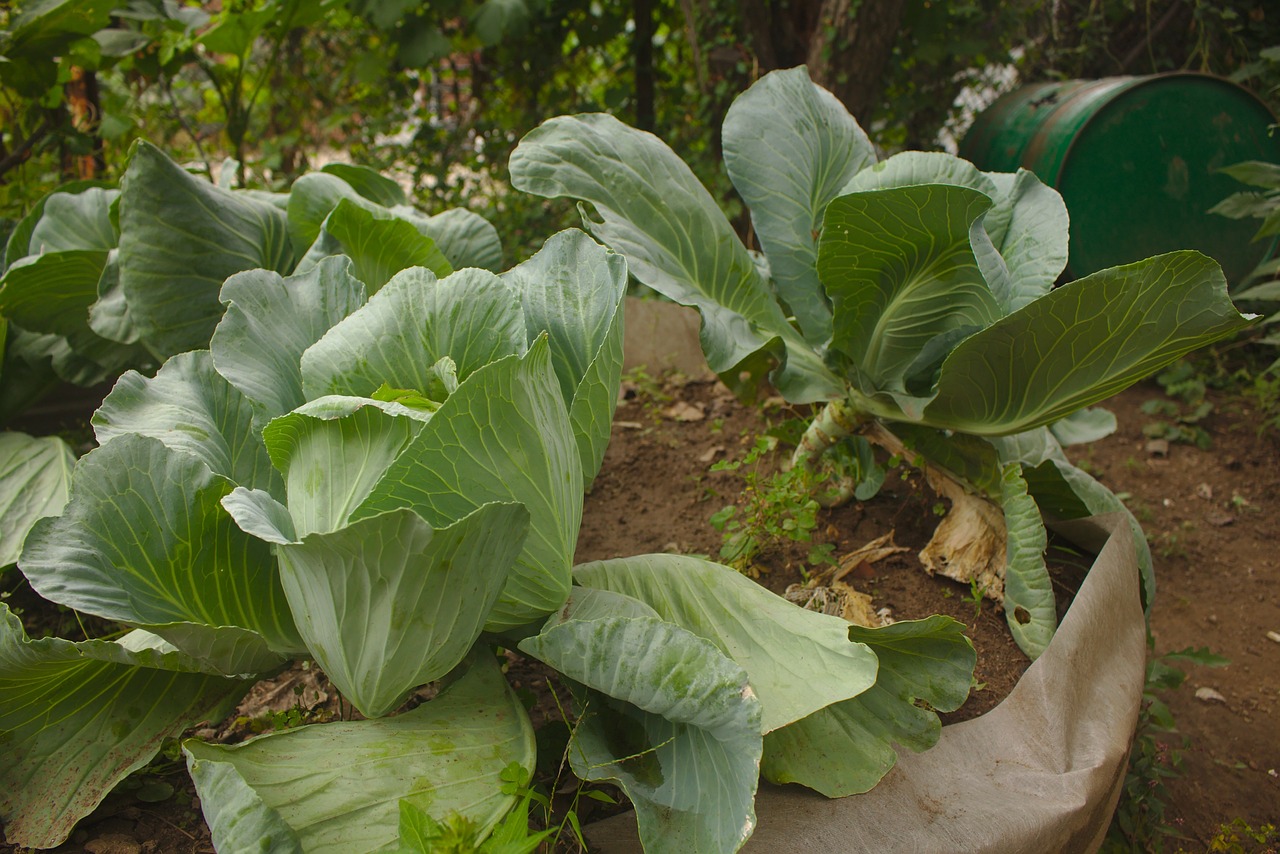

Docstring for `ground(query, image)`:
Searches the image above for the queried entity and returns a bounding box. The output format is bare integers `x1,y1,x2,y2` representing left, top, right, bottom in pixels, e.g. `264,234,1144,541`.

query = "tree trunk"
804,0,905,120
634,0,655,132
64,67,105,180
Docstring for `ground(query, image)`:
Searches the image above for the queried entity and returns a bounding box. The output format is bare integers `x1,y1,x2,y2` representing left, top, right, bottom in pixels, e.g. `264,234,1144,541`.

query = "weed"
1141,361,1215,448
1103,646,1230,853
961,579,986,624
709,434,835,575
1196,818,1279,853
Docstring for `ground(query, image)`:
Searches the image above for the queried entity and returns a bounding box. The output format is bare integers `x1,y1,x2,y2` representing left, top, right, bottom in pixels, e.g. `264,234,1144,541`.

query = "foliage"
1103,646,1230,853
1141,361,1215,449
1,156,975,852
510,66,1254,659
1201,818,1279,853
708,430,876,575
0,141,502,583
1210,159,1280,370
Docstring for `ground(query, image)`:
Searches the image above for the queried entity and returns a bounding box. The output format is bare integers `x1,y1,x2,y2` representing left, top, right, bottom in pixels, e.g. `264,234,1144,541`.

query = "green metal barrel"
959,73,1280,284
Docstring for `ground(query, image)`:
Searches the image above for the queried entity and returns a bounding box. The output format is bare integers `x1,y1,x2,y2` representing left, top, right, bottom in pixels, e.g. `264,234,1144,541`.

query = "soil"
3,372,1277,852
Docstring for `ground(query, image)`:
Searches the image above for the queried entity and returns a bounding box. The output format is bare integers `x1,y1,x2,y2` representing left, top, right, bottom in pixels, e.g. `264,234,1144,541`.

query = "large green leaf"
418,207,504,272
761,615,974,796
573,554,878,733
210,256,368,422
184,651,535,854
357,339,581,631
520,615,761,854
0,432,74,567
28,186,118,252
274,504,528,718
3,180,114,272
999,463,1055,658
980,169,1069,312
502,229,626,485
844,151,997,198
0,605,250,849
320,162,407,207
510,112,841,403
0,249,109,341
117,140,293,357
820,184,1002,394
993,427,1155,608
19,435,302,669
722,66,875,346
299,198,452,292
301,266,526,398
924,251,1255,435
92,350,281,494
262,396,428,538
286,171,366,253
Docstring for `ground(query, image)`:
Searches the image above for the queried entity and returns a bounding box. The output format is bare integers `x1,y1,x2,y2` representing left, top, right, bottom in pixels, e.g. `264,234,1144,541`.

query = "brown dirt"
4,373,1277,852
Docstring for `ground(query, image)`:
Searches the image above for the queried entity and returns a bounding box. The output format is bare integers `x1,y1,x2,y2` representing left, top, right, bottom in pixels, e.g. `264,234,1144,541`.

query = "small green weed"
1103,646,1230,853
961,579,986,624
1142,362,1214,449
1196,818,1279,853
709,429,847,576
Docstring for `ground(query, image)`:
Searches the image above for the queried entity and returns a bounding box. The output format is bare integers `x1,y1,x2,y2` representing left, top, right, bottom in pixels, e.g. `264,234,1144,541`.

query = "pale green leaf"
0,604,251,849
286,171,365,253
211,256,369,422
262,396,426,538
357,339,581,631
510,112,840,402
301,266,525,399
1048,407,1117,446
761,615,974,796
503,229,626,485
0,432,74,567
418,207,503,272
821,184,1001,393
117,140,293,357
28,187,118,252
184,651,535,854
321,162,407,207
276,504,527,718
981,169,1069,311
299,198,452,292
573,554,878,733
520,616,761,854
1000,463,1055,658
92,350,281,493
19,435,303,666
722,66,875,345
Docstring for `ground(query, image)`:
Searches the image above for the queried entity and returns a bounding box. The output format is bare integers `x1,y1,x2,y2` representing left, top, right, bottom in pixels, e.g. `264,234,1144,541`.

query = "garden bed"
3,363,1277,853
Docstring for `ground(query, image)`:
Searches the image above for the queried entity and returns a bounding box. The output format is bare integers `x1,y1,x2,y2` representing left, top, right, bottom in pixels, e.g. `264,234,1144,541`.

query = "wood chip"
1146,438,1170,457
1194,686,1227,703
1266,630,1280,644
698,445,725,463
613,420,644,430
663,401,705,422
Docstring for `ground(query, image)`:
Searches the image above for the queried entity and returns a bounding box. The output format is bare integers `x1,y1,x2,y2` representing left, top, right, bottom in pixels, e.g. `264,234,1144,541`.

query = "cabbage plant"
1,232,975,854
0,142,501,576
510,66,1255,657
